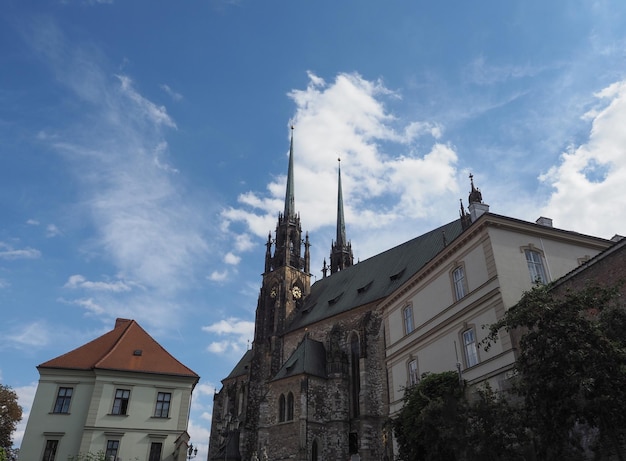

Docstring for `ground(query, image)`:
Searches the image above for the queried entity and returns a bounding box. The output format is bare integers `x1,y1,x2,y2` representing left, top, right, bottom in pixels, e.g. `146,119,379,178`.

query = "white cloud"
224,252,241,265
208,270,228,282
46,224,61,237
203,317,254,354
540,79,626,238
26,219,39,226
220,72,462,263
160,83,183,101
0,242,41,260
13,383,38,448
4,321,51,348
63,274,134,292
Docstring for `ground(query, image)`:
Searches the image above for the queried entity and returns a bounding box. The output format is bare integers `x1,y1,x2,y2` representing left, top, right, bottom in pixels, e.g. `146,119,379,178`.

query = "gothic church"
208,129,468,461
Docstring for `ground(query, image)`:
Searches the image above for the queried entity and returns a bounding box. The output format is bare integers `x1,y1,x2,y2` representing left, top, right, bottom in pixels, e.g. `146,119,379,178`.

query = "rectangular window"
154,392,171,418
53,387,73,413
111,389,130,415
408,359,419,386
403,306,414,334
42,440,58,461
452,266,467,300
525,249,547,284
148,442,163,461
463,329,479,367
105,440,119,460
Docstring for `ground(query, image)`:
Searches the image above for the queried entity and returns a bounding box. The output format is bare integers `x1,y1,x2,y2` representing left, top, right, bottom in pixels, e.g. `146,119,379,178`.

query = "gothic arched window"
278,394,285,422
287,392,294,421
311,439,319,461
350,333,360,417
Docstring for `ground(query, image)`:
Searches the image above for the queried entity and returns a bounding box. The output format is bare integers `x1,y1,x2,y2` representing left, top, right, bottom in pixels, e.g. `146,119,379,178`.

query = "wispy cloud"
202,317,254,354
0,242,41,260
24,19,217,331
160,83,183,101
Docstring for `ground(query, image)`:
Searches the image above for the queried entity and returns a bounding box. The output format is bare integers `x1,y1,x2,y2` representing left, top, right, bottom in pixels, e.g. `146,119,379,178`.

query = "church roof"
289,218,464,331
224,348,254,380
272,336,327,381
38,318,199,379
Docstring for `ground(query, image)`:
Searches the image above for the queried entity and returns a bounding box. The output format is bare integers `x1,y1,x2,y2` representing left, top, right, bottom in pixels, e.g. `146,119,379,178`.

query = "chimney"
536,217,553,228
115,318,131,328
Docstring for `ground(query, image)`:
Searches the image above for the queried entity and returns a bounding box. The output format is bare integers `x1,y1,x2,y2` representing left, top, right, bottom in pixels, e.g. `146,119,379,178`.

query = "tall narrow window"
311,439,319,461
154,392,171,418
408,359,419,386
350,334,360,417
42,440,58,461
525,249,547,284
452,266,467,300
278,394,285,422
148,442,163,461
53,387,73,413
287,392,294,421
402,306,414,335
105,440,119,460
111,389,130,415
463,328,479,367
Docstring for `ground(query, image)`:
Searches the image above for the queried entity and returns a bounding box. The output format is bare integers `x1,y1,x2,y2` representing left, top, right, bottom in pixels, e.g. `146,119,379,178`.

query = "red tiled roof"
38,318,199,379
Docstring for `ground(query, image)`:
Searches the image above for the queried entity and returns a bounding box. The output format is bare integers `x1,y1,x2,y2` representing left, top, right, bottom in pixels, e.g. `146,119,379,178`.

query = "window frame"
402,305,414,335
407,358,419,387
53,387,73,414
148,442,163,461
105,440,120,460
462,327,479,368
111,389,130,415
286,392,294,421
154,392,171,418
42,439,59,461
278,394,286,423
522,246,548,284
451,264,467,301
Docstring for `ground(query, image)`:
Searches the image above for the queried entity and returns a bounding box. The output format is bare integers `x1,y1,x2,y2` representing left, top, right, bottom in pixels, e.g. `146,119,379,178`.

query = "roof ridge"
94,318,134,368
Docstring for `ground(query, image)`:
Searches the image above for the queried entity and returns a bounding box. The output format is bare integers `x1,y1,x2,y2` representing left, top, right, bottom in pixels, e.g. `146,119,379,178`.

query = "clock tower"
254,126,311,377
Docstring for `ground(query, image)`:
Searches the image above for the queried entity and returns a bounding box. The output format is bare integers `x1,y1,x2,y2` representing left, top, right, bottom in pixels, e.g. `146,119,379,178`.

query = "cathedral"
208,129,615,461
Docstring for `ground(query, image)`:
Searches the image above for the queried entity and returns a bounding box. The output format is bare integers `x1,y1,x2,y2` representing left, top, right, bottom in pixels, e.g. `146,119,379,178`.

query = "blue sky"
2,1,626,458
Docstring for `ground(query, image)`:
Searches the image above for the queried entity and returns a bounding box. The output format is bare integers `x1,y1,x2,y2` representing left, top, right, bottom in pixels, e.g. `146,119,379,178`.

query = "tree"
393,371,466,461
484,282,626,460
0,384,22,453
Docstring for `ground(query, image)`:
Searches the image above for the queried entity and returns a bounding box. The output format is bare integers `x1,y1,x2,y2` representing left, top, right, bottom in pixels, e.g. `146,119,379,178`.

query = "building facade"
19,318,199,461
208,131,616,461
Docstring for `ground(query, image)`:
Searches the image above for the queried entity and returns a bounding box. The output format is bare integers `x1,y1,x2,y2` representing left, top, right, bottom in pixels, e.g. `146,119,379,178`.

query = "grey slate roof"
273,336,327,381
288,218,464,332
224,348,254,381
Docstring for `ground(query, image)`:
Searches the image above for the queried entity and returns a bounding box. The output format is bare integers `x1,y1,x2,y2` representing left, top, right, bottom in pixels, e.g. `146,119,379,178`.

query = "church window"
402,305,414,335
311,439,319,461
286,392,294,420
452,265,467,300
278,394,285,422
462,328,479,368
350,334,360,417
524,249,548,284
408,359,419,386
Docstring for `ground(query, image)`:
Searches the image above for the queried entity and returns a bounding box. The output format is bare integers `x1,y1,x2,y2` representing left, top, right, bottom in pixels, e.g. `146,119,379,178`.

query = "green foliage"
483,282,626,460
0,384,22,450
67,451,107,461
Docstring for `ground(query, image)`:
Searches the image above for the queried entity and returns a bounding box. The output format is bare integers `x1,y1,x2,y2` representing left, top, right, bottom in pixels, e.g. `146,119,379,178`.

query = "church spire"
336,158,347,248
284,126,296,220
329,157,353,275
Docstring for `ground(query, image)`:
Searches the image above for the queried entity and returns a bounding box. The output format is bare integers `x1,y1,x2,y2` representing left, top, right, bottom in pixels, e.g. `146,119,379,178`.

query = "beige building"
19,318,199,461
383,193,613,419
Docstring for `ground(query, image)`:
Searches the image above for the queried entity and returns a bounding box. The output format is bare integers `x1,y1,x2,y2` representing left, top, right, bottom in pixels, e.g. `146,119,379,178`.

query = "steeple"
329,158,353,275
284,126,296,220
466,173,489,224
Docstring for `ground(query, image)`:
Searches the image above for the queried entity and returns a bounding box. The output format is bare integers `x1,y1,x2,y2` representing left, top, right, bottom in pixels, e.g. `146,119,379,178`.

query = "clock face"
292,286,302,299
